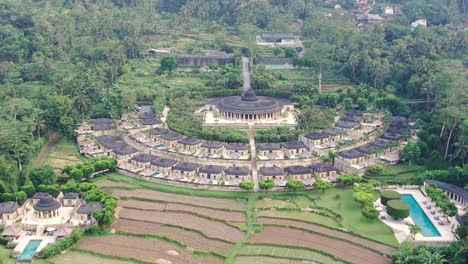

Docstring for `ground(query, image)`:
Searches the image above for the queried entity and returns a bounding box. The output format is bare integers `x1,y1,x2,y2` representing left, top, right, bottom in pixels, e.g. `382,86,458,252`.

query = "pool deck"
375,188,457,244
12,233,55,258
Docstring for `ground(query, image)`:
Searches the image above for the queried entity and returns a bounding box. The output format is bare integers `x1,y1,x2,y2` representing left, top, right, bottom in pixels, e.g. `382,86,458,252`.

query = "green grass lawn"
35,250,135,264
0,246,15,264
364,164,426,184
44,138,83,175
254,197,297,209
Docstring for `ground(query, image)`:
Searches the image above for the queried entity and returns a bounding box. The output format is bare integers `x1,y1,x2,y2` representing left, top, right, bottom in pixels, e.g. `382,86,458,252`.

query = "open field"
40,250,135,264
250,226,391,264
77,235,223,264
234,256,318,264
44,138,83,174
254,209,341,228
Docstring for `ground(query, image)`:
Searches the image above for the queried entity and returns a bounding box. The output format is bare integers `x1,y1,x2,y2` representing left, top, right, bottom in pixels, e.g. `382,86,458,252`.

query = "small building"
131,154,158,168
96,135,125,155
32,192,52,204
199,165,225,181
0,202,20,222
335,121,359,130
302,132,329,148
337,149,367,165
173,162,199,178
224,166,250,182
282,142,307,156
151,158,178,176
33,195,61,219
225,143,249,158
310,163,337,179
160,132,183,148
256,33,301,47
286,166,313,180
259,166,285,180
255,58,293,70
76,202,103,222
200,141,225,156
367,14,384,24
177,137,202,153
176,51,235,66
371,138,396,155
91,118,114,135
383,6,394,16
62,193,79,207
424,180,468,209
411,19,427,30
147,48,172,56
150,127,169,141
356,144,382,159
257,143,282,158
111,145,138,160
321,128,346,142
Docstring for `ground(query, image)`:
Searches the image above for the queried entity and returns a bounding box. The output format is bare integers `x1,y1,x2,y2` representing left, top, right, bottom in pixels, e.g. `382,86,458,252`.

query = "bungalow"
310,163,337,179
150,158,177,176
282,141,307,157
256,33,301,47
91,118,114,135
286,166,313,180
257,143,282,158
335,121,359,130
356,144,382,159
131,153,158,168
0,202,20,223
337,149,367,165
32,192,52,204
111,145,138,160
160,132,183,148
62,193,79,207
371,138,396,155
259,166,285,181
424,180,468,208
381,132,403,142
225,143,249,158
301,132,329,148
321,127,346,142
200,141,225,156
177,137,202,153
224,166,250,182
150,127,169,142
173,162,199,178
76,202,103,223
96,135,125,156
139,105,159,126
198,165,225,181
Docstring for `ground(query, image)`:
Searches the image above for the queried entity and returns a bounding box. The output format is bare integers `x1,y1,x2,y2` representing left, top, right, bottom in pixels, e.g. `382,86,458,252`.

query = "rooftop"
33,196,61,212
381,132,402,141
199,165,225,174
371,138,393,149
92,118,114,131
217,89,285,115
0,201,19,214
310,163,336,172
150,127,169,135
338,149,367,159
258,143,281,151
131,153,158,163
260,166,285,176
63,193,79,199
304,132,329,140
151,158,178,168
178,137,202,146
77,202,103,214
225,166,250,176
425,180,468,201
201,141,224,149
260,33,298,41
161,132,183,141
174,162,199,172
335,121,359,129
113,145,138,156
226,142,248,151
322,127,346,136
282,141,307,149
96,135,125,150
286,165,311,175
356,144,382,154
32,192,52,199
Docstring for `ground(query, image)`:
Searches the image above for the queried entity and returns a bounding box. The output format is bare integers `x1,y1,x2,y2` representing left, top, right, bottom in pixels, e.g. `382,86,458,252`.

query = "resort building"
76,202,103,223
224,166,250,182
139,105,159,126
176,51,235,66
111,145,138,160
225,143,249,158
256,33,302,47
173,162,199,178
0,202,21,223
322,128,346,142
337,149,367,165
177,137,202,153
371,138,396,155
310,163,337,179
151,158,178,176
33,195,61,219
198,165,225,181
200,141,225,156
355,144,382,160
282,142,307,157
257,143,282,159
286,166,313,180
91,118,114,135
259,166,286,181
130,154,158,169
301,132,329,148
424,180,468,209
160,132,183,148
150,127,169,142
335,120,359,130
381,132,404,142
32,192,52,204
62,193,79,207
96,135,125,156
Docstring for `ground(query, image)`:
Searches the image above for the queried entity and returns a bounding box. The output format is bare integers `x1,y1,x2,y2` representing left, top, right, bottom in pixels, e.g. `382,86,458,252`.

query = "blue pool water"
17,240,42,263
401,194,441,237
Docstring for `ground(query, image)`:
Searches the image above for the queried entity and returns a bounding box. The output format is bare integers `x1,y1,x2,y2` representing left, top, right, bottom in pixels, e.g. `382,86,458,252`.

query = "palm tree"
420,249,445,264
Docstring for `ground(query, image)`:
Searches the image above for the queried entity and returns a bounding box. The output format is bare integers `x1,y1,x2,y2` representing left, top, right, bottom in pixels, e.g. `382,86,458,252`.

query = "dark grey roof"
304,132,329,140
311,163,336,172
335,121,359,129
161,132,183,141
174,162,199,172
347,110,364,117
286,166,311,175
92,118,114,131
371,139,392,149
261,33,297,41
32,192,52,199
131,154,158,163
139,105,155,119
322,127,346,136
381,132,403,141
282,141,307,149
199,165,225,174
0,202,19,214
338,149,367,159
391,116,407,123
356,144,382,155
258,143,281,151
425,180,468,201
33,196,61,211
113,145,138,156
260,166,285,176
178,137,202,146
151,127,169,135
217,89,286,115
387,126,407,134
77,202,103,214
341,115,361,122
226,142,248,151
201,141,224,149
96,135,125,150
151,158,177,168
225,166,250,176
63,193,79,199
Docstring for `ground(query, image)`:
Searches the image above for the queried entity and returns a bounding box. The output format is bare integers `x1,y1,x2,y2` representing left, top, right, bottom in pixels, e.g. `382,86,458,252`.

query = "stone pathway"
241,56,251,92
249,125,259,191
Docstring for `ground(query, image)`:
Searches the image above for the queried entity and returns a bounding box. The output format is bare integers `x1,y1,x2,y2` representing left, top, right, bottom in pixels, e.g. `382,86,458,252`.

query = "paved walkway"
160,105,170,124
249,125,259,191
241,56,251,92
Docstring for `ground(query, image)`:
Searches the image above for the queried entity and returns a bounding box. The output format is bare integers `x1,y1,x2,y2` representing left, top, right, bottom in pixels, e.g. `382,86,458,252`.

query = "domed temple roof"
33,196,61,211
217,89,284,115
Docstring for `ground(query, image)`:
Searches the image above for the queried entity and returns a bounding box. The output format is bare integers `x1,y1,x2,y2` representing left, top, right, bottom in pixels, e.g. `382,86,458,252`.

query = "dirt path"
33,132,61,168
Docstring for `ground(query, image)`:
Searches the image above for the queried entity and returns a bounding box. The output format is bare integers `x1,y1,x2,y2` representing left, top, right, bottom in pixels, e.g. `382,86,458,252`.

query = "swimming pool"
17,240,42,263
401,194,441,237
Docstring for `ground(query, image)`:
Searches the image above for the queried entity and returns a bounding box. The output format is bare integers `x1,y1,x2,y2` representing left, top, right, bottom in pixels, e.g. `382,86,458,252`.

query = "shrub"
337,174,362,185
40,229,82,258
0,236,10,245
367,164,384,175
386,200,410,219
380,190,401,205
361,205,379,220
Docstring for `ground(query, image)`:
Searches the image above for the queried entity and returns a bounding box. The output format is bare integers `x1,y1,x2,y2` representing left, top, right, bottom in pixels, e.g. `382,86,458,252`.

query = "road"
241,56,251,92
249,125,259,191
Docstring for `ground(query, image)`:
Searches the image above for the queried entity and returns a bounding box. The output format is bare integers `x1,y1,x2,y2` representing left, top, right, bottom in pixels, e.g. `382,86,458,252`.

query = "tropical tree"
400,140,421,166
328,150,336,166
286,180,305,193
314,180,333,194
239,181,254,192
259,179,275,194
409,224,421,240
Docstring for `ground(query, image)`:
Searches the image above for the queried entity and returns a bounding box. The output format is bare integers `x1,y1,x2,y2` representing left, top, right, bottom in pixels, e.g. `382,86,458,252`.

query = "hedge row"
380,190,401,206
40,229,82,258
386,200,410,219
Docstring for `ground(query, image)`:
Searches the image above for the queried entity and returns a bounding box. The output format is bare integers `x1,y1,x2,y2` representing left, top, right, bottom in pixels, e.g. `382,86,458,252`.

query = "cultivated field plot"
250,226,390,264
96,180,136,188
77,235,223,264
114,218,234,255
45,138,82,174
234,256,312,264
254,209,340,228
239,245,345,264
257,217,395,255
119,199,246,222
119,208,245,242
112,189,245,210
44,250,134,264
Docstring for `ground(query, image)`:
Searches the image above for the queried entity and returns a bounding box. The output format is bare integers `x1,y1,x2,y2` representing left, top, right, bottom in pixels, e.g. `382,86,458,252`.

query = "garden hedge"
380,190,401,206
386,200,410,219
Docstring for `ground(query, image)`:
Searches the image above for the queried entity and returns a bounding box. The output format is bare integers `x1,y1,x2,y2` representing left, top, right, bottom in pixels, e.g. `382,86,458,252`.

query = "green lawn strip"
35,250,135,264
0,246,15,264
254,209,341,229
242,243,351,264
69,248,150,264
